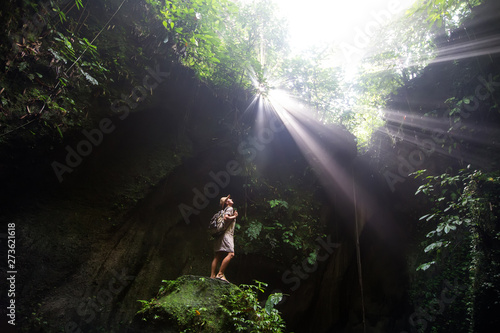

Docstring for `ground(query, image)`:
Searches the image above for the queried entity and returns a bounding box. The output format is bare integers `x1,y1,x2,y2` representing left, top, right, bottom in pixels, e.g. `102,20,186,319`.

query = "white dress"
213,206,235,253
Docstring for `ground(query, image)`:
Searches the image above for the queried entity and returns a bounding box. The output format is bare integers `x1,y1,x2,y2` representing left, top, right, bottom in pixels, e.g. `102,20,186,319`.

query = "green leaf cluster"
411,166,500,331
0,0,109,141
155,0,288,92
413,168,495,268
220,280,285,333
409,0,484,30
237,169,326,265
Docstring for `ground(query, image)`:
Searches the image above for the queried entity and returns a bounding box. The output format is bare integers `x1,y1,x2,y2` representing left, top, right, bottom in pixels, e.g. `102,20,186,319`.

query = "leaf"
424,241,443,253
444,224,456,233
49,48,67,64
415,185,425,195
59,77,68,87
265,293,283,314
18,62,28,72
417,261,435,271
55,124,63,139
64,38,73,50
79,68,98,85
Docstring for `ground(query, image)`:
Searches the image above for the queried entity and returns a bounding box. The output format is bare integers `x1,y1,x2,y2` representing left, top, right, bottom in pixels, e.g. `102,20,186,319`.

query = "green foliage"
341,0,486,152
413,168,491,268
155,0,288,91
238,170,325,265
245,220,263,240
280,49,349,123
50,31,106,86
156,279,181,297
439,82,500,155
411,167,500,331
0,0,488,154
23,303,49,331
220,280,285,333
268,199,288,209
0,0,110,140
409,0,484,30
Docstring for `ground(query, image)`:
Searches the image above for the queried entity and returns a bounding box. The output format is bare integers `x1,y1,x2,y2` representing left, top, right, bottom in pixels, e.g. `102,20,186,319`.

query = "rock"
129,275,237,332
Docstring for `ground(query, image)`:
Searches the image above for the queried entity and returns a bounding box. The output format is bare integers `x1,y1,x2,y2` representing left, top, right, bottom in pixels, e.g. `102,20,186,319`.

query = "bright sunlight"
272,0,417,66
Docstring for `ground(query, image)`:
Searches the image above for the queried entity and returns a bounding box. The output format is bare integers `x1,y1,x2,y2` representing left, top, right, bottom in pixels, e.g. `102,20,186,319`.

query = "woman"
210,194,238,282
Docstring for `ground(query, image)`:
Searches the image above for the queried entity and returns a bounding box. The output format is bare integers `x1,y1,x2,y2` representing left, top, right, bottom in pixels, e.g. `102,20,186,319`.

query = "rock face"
0,60,410,333
2,67,407,333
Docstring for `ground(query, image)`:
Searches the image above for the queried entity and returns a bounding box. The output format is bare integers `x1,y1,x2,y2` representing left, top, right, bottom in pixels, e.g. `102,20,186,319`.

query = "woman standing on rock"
210,195,238,282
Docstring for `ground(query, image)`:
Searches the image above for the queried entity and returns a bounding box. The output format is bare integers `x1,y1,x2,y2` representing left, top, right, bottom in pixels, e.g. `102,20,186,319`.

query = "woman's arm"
224,209,238,221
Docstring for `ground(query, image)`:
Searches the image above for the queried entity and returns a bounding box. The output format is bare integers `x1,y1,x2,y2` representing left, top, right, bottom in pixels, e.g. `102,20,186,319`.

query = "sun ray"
249,85,358,202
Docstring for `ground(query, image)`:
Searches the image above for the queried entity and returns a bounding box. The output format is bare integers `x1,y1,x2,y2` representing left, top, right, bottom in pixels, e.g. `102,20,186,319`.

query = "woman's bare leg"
211,252,225,278
217,252,235,279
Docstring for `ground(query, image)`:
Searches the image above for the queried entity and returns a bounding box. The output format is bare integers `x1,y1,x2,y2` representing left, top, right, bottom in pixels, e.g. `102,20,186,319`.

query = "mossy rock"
130,275,241,332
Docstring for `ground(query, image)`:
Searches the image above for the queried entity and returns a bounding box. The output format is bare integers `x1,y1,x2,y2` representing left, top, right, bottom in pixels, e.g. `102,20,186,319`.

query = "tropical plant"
220,280,285,333
237,168,326,265
154,0,288,92
411,167,500,331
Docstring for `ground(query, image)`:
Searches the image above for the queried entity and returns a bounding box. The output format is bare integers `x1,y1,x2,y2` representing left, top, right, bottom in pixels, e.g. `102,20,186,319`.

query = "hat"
220,194,231,208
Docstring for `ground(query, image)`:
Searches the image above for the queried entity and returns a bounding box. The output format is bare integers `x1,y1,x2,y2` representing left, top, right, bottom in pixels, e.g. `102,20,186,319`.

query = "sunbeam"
245,70,358,204
368,35,500,73
425,35,500,65
376,107,500,170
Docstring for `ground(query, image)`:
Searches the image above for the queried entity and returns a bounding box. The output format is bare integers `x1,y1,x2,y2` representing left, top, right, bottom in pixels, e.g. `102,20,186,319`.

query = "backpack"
208,207,228,238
